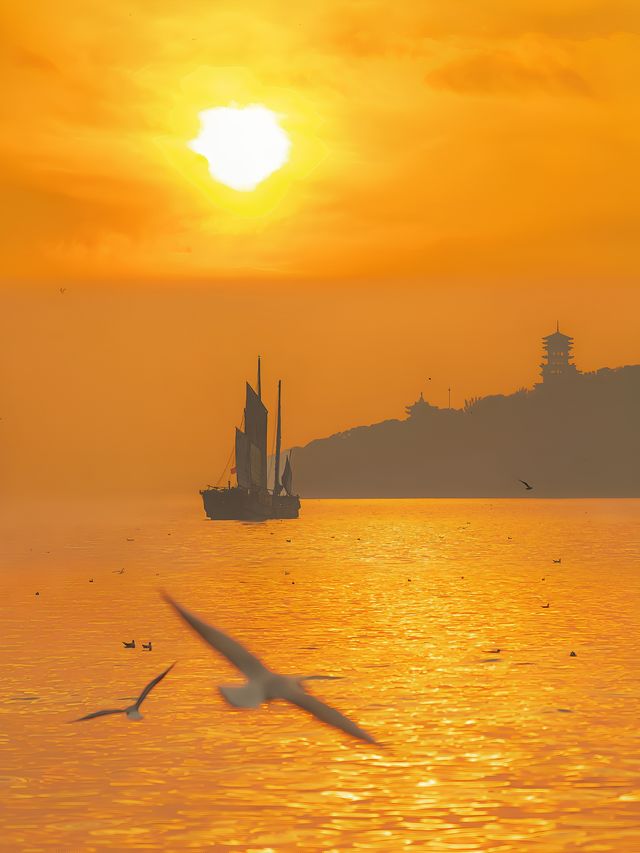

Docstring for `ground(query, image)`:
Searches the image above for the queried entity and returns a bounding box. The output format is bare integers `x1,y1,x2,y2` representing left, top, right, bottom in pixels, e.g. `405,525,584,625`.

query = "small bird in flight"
518,480,533,490
71,663,175,722
59,287,66,294
163,593,378,745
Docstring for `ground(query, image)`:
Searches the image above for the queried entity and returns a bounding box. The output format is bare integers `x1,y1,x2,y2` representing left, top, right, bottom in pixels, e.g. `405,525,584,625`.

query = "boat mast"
274,379,282,496
257,355,262,400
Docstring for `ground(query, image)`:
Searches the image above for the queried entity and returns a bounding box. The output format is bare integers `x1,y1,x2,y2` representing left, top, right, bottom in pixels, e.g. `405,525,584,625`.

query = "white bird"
163,593,377,745
71,663,175,722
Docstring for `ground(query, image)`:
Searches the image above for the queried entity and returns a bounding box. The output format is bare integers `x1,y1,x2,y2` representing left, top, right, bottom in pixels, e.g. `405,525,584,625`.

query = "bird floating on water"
142,642,152,651
541,603,550,609
123,640,136,648
113,568,125,574
162,592,377,745
518,479,533,490
484,649,501,654
570,651,577,657
553,559,562,564
71,663,175,722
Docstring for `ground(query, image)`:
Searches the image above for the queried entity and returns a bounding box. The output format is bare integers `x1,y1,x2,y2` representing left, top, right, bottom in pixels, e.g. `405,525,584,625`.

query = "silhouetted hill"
292,365,640,497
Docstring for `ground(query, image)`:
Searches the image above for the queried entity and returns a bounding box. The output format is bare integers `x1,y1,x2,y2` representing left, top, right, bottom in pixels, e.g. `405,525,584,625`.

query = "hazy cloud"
427,50,593,97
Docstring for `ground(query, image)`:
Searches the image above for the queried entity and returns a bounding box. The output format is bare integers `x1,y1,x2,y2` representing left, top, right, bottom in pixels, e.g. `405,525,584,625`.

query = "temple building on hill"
539,322,580,385
405,392,439,418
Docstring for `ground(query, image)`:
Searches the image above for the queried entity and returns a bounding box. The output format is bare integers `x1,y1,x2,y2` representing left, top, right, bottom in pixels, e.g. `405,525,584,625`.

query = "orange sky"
1,1,639,496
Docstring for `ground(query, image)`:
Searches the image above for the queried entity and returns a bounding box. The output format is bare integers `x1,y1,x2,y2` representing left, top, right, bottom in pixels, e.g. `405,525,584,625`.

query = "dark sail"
282,454,293,496
244,382,267,489
234,428,251,489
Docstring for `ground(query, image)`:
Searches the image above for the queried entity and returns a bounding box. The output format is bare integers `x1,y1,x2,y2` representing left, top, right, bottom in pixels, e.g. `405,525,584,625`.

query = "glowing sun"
188,104,291,192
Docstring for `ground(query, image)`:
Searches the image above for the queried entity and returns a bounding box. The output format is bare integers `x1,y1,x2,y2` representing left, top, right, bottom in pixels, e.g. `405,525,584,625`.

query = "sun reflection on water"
1,498,639,850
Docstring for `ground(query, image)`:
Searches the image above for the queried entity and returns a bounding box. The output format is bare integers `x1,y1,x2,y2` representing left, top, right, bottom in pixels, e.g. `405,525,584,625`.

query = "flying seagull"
162,593,377,745
71,663,175,722
518,480,533,490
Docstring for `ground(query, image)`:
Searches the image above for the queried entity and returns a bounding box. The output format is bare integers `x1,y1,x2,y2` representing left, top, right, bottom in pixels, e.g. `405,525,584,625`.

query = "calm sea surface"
1,498,639,851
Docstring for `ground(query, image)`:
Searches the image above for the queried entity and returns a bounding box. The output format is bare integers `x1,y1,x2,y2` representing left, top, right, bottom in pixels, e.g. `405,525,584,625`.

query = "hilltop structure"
405,392,439,418
539,322,580,385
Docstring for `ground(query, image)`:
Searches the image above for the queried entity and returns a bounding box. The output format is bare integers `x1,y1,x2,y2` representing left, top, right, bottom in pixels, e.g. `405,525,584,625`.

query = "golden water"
2,499,639,851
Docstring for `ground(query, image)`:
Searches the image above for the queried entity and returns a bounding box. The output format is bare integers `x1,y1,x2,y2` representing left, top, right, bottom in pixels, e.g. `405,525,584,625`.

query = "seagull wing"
72,708,125,722
135,662,176,708
163,593,268,678
286,689,377,744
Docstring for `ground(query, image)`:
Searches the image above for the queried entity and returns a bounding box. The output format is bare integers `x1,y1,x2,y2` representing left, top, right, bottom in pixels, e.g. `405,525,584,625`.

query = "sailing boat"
200,358,301,521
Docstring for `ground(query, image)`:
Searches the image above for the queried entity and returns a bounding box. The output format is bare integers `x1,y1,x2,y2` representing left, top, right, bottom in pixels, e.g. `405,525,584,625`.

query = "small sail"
234,429,251,489
281,454,293,496
244,383,268,489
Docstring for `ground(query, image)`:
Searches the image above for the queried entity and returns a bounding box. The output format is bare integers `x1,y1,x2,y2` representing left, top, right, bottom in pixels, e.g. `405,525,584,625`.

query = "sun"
188,104,291,192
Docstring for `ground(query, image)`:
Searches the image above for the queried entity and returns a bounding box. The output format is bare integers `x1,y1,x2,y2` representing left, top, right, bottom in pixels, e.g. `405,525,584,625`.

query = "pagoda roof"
542,331,573,342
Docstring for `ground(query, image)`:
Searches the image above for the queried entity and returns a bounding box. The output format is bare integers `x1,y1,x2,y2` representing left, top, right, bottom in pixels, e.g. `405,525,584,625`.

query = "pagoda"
405,392,438,418
539,322,580,384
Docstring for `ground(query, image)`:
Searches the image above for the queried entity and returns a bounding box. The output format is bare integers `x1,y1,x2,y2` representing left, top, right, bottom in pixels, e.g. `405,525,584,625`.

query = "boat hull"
200,487,300,521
